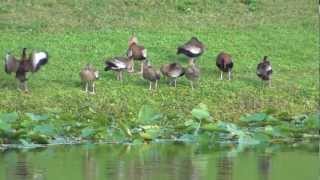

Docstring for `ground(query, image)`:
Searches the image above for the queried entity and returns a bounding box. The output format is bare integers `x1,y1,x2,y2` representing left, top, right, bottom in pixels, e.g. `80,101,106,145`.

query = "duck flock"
4,34,273,93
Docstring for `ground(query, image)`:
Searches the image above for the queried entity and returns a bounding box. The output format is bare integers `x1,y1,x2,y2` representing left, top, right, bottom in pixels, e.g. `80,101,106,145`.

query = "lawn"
0,0,318,143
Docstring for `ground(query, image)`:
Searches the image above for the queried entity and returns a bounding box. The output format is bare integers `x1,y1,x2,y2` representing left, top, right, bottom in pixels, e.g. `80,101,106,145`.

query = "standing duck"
80,64,99,94
4,48,48,92
104,56,130,81
142,59,161,90
256,56,272,87
177,37,204,65
216,52,233,80
127,34,147,74
160,62,185,87
185,64,200,90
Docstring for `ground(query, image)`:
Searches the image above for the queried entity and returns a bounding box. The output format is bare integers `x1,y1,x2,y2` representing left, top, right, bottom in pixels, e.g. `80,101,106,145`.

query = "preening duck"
216,52,233,80
142,59,161,90
80,64,99,94
160,62,185,87
4,48,49,91
257,56,272,87
104,56,130,81
177,37,204,65
185,64,200,90
127,34,147,74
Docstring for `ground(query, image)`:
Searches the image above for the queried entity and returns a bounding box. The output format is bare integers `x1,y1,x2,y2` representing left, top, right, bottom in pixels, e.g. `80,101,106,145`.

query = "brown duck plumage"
185,64,200,90
127,34,147,73
216,52,233,80
80,64,99,94
4,48,49,91
160,62,185,87
177,37,204,65
142,59,161,90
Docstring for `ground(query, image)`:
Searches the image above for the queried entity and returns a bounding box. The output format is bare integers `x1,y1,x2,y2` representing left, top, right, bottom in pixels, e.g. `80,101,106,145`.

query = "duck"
4,48,49,92
177,37,204,65
127,34,147,74
142,59,161,90
185,64,200,90
104,56,130,81
80,64,99,94
256,56,272,87
160,62,185,87
216,52,233,80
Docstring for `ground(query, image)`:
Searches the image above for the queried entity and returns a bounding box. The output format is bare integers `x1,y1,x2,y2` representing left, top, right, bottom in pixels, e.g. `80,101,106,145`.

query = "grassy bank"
0,0,319,144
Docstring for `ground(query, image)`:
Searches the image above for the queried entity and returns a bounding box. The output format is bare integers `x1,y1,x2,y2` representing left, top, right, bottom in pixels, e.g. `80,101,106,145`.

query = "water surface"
0,143,318,180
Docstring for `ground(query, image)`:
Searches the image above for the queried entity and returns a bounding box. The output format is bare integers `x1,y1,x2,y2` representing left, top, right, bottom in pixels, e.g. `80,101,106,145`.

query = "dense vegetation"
0,0,318,146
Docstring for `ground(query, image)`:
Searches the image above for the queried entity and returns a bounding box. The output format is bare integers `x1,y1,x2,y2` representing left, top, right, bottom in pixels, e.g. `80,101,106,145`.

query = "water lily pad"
26,113,49,121
81,127,95,138
0,112,18,123
33,124,55,136
191,103,212,121
138,105,162,124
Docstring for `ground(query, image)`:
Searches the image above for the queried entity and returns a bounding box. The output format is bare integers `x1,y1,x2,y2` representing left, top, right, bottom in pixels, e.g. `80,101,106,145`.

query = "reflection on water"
258,154,271,180
217,156,233,180
0,143,318,180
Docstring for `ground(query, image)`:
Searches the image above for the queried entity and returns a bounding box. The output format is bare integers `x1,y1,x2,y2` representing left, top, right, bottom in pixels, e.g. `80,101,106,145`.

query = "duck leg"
189,58,194,66
190,81,194,90
174,79,177,88
139,62,144,75
268,78,272,87
149,82,152,90
155,80,158,89
228,70,232,80
85,82,89,92
128,59,134,73
22,82,27,92
119,71,122,81
91,82,96,94
220,72,223,80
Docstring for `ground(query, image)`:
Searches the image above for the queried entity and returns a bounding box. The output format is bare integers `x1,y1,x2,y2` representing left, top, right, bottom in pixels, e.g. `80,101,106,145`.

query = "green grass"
0,0,318,128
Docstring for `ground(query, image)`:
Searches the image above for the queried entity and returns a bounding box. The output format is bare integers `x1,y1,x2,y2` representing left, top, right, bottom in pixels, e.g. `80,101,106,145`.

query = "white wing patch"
114,59,127,69
169,69,182,78
32,52,47,69
186,46,201,54
142,49,147,58
266,65,272,71
127,49,132,57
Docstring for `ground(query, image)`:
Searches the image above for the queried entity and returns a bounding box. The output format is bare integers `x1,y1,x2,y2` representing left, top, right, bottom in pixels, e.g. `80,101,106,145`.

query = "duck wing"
4,53,19,74
30,51,49,72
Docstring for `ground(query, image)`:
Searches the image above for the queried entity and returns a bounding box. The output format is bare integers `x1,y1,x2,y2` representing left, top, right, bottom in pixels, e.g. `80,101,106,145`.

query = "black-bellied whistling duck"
185,64,200,90
4,48,48,92
127,34,147,74
80,64,99,94
142,59,161,90
257,56,273,87
104,56,130,81
160,62,185,87
177,37,204,65
216,52,233,80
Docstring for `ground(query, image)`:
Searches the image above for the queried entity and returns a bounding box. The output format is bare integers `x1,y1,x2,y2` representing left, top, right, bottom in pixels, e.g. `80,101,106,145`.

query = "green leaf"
118,121,132,138
0,112,18,123
138,105,162,124
240,113,268,122
139,127,160,140
33,124,55,136
0,120,12,133
191,103,212,121
81,127,96,138
304,113,320,129
26,113,49,121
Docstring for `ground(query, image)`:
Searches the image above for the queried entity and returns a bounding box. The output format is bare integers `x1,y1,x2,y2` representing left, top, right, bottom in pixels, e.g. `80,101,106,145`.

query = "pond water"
0,143,318,180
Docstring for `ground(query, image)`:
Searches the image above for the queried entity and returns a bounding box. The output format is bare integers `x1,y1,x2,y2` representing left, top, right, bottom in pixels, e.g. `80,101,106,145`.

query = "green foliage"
0,0,318,148
138,105,162,125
